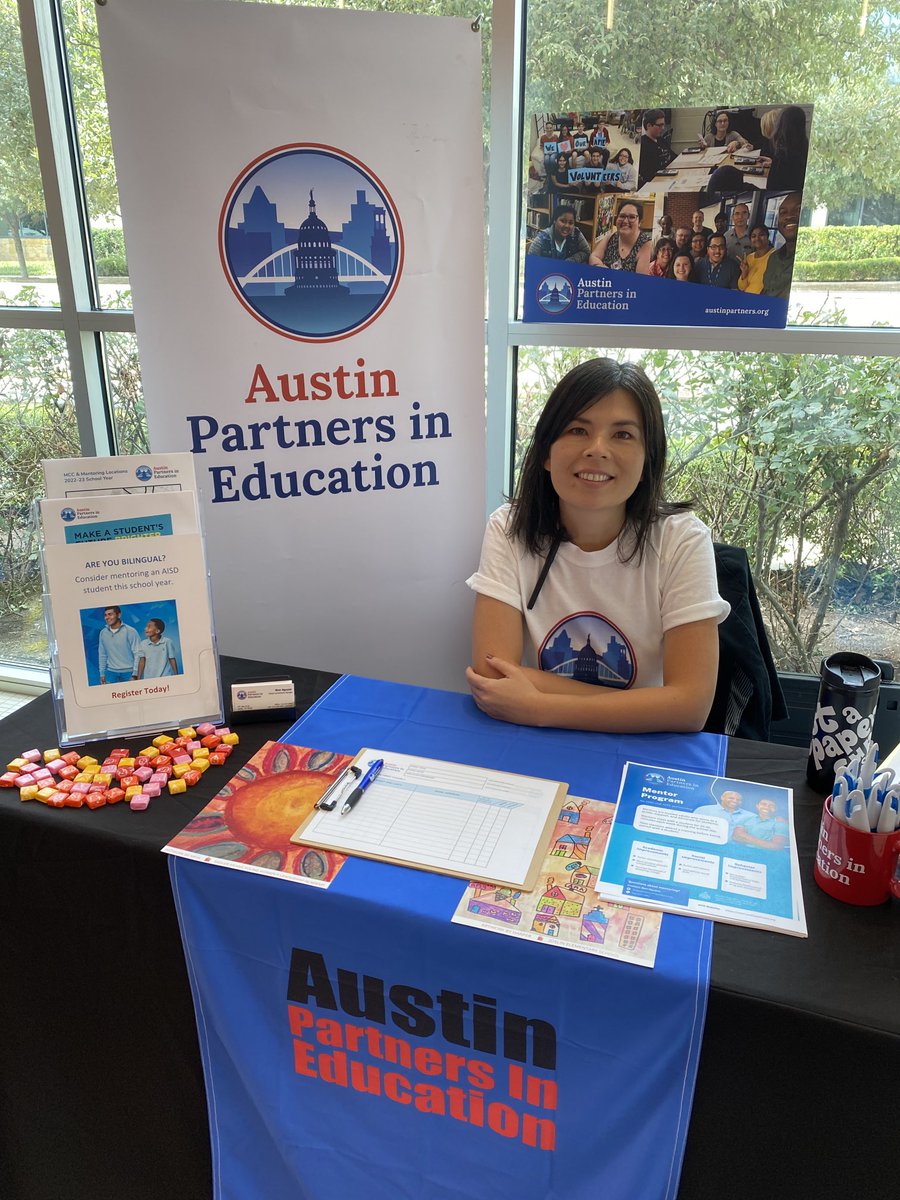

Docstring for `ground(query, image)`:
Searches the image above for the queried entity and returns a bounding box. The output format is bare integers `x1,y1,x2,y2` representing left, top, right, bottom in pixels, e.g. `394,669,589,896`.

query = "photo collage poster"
523,104,812,329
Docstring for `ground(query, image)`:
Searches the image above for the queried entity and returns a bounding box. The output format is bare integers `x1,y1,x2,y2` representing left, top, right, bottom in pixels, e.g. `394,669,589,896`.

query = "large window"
512,0,900,676
516,345,899,674
2,0,898,680
523,0,900,328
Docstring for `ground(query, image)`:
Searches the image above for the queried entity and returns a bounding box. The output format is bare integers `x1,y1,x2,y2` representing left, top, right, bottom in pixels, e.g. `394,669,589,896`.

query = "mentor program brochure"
595,762,807,937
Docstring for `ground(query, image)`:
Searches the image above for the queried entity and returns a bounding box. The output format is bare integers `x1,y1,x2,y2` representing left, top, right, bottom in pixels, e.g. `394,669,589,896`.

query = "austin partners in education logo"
60,507,76,522
536,273,574,315
539,611,635,689
135,465,153,481
219,143,404,342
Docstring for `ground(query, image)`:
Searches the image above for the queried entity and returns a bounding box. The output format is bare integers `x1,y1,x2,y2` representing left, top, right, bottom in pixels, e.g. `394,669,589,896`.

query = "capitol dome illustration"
288,189,349,297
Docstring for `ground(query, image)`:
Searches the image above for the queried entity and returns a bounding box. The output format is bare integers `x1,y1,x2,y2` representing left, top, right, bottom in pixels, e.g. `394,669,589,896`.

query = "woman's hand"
466,657,542,725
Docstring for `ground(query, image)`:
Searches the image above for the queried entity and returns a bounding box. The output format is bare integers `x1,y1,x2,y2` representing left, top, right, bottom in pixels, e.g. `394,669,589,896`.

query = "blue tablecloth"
170,675,727,1200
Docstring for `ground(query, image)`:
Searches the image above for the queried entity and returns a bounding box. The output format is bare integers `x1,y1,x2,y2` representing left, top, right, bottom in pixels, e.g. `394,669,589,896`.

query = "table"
636,147,769,203
1,658,897,1200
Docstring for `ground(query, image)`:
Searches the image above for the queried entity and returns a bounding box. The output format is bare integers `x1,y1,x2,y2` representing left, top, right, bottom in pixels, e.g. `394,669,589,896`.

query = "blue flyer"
595,762,807,936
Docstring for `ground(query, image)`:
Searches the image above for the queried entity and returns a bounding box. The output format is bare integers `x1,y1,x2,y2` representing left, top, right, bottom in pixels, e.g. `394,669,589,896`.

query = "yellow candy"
139,746,159,759
192,747,210,759
76,755,98,768
37,786,57,801
168,778,187,795
74,772,94,783
19,785,39,801
125,785,143,798
44,749,61,763
7,758,27,772
94,773,112,786
191,758,211,773
222,733,240,745
118,757,136,769
153,735,173,748
172,763,191,778
178,727,197,738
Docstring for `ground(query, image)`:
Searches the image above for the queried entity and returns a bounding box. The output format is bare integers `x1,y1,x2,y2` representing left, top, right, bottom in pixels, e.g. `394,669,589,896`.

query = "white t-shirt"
466,506,730,690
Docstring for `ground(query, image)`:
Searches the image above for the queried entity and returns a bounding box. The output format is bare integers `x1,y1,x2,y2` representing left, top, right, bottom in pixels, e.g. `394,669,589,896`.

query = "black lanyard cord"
526,532,562,611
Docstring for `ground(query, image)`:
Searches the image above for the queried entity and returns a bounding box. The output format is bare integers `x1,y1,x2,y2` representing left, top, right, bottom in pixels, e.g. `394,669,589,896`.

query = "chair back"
704,544,788,740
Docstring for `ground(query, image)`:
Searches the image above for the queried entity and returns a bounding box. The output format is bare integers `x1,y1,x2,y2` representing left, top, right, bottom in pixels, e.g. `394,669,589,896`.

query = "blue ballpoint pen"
341,758,384,815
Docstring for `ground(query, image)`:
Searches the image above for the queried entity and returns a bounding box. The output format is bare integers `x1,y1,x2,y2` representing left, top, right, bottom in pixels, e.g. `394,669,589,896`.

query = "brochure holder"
38,456,224,747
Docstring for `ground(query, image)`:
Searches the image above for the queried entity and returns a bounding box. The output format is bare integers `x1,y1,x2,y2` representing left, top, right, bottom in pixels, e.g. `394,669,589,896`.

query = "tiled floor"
0,688,43,719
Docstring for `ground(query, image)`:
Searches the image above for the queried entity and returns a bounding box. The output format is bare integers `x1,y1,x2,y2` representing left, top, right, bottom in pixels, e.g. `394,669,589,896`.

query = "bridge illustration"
239,244,389,287
551,657,628,685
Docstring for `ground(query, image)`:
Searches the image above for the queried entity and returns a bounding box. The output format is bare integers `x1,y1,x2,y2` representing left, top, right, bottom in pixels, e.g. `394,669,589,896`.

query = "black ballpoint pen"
315,764,360,810
341,758,384,815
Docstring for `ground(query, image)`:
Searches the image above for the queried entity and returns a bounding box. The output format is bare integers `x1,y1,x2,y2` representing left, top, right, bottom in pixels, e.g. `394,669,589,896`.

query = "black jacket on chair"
704,544,788,740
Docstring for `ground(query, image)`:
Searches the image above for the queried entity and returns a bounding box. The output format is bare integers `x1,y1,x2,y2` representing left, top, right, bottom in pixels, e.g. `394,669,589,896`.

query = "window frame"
4,0,899,683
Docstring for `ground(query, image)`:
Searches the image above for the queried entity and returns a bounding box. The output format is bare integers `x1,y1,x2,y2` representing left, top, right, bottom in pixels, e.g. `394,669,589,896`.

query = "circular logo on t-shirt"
539,611,635,689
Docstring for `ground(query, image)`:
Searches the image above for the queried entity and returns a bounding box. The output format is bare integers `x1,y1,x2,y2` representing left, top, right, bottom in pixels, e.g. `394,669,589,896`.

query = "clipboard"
291,747,566,891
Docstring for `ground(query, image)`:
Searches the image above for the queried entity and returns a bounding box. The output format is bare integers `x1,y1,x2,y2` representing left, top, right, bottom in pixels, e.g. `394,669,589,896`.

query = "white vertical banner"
98,0,485,690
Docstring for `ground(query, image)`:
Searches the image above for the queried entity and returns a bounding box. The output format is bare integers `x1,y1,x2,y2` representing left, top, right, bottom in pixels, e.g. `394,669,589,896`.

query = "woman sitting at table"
758,105,809,193
667,250,698,283
589,200,652,273
757,107,781,159
699,110,752,152
466,358,729,732
648,236,676,277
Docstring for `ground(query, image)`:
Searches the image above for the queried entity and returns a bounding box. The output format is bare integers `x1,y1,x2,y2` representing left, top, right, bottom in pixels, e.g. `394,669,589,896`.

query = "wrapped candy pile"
1,722,239,811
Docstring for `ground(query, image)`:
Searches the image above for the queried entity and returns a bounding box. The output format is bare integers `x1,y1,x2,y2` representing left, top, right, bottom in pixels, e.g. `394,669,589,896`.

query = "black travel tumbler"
806,652,882,793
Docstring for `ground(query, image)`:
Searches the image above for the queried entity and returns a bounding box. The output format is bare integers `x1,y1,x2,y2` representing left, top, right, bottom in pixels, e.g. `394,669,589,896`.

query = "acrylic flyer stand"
38,454,224,748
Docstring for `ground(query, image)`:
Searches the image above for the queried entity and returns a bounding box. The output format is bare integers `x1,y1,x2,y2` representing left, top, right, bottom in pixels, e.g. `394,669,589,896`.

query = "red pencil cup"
814,799,900,906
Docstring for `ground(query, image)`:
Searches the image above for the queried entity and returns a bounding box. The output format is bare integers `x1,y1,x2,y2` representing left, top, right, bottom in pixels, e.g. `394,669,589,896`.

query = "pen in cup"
828,742,900,833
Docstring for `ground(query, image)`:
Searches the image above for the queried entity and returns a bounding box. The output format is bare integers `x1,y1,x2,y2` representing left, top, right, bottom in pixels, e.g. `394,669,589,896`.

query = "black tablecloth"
1,659,897,1200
